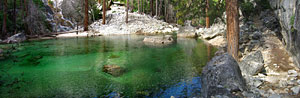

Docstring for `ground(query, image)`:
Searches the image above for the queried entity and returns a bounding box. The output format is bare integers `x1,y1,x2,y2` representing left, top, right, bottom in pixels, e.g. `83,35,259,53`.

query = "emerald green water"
0,35,216,98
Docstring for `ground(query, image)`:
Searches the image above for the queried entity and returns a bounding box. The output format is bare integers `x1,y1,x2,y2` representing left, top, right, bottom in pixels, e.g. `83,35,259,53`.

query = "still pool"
0,35,216,98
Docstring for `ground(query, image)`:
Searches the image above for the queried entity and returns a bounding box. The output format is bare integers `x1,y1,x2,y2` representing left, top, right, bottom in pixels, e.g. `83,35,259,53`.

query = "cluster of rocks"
239,21,264,56
89,5,179,35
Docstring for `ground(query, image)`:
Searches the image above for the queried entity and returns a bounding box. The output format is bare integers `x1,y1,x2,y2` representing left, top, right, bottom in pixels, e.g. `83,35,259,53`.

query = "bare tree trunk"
102,0,106,24
2,0,7,38
55,0,58,33
138,0,140,14
150,0,153,16
142,0,144,14
25,0,28,16
155,0,158,16
13,0,17,34
159,0,163,17
164,0,168,22
206,0,210,28
226,0,239,60
126,0,129,23
84,0,89,31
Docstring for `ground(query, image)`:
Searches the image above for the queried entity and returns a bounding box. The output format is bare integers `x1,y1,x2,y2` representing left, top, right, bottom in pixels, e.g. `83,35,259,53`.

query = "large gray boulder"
239,51,264,76
61,0,96,23
201,53,246,98
25,0,52,34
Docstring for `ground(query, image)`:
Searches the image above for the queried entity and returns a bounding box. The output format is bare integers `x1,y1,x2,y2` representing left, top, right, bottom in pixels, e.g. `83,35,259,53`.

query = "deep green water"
0,35,216,98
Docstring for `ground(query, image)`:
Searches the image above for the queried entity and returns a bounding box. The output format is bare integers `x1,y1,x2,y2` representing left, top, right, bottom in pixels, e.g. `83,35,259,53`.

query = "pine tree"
226,0,239,60
206,0,210,28
102,0,106,24
126,0,129,23
155,0,158,16
2,0,7,38
84,0,89,31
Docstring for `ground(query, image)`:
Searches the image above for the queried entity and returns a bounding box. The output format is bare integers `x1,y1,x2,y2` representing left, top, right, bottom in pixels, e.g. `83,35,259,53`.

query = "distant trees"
226,0,239,60
84,0,89,31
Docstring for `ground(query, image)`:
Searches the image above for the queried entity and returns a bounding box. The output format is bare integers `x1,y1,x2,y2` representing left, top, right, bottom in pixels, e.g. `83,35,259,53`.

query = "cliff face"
269,0,300,67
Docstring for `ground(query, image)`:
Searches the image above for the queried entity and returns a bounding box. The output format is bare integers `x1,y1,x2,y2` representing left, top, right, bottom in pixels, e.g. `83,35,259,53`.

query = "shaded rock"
251,31,262,40
201,53,246,98
239,51,264,76
177,33,198,38
102,65,125,77
291,86,300,94
143,35,174,45
4,33,26,43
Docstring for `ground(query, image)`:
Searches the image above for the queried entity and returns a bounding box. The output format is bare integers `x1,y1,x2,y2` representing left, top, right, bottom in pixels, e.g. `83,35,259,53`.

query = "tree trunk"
13,0,17,33
155,0,158,16
84,0,89,31
126,0,129,23
164,0,168,22
150,0,153,16
206,0,210,28
226,0,239,60
102,0,106,24
142,0,144,14
138,0,140,14
2,0,7,38
25,0,28,16
159,0,163,17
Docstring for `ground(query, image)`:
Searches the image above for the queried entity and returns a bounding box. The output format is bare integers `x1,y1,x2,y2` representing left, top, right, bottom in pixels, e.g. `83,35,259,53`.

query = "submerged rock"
102,65,125,77
4,33,26,43
239,51,264,76
0,49,4,60
201,53,246,98
177,33,198,38
143,35,174,45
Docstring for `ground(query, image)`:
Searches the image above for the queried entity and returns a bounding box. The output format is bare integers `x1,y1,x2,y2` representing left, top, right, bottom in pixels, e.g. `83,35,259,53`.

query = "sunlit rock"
143,35,174,45
177,33,198,38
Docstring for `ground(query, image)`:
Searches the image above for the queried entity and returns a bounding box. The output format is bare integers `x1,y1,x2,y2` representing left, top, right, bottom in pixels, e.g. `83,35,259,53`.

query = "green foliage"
91,4,101,20
33,0,45,8
241,1,255,15
48,0,54,6
291,14,295,25
254,0,271,9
